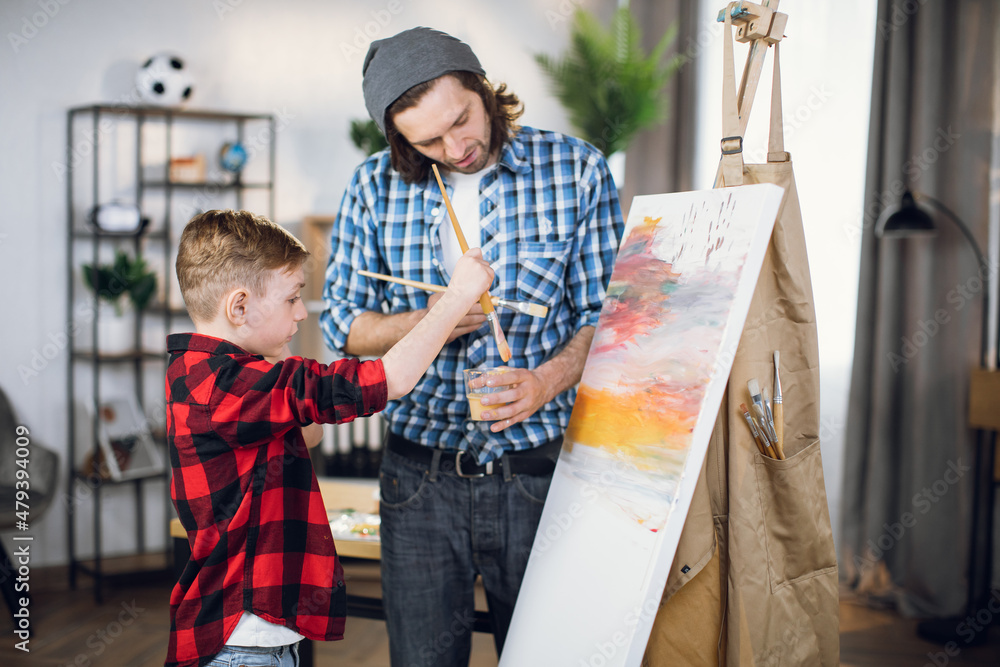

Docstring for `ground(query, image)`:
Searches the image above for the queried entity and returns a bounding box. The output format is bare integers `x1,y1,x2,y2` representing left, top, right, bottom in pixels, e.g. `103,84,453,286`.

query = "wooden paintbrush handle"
359,270,518,310
430,164,511,362
430,165,497,317
358,270,446,293
773,403,785,458
432,166,470,252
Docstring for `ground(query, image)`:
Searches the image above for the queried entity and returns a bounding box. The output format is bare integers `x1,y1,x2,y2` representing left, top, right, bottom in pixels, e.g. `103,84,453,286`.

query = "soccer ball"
136,53,193,107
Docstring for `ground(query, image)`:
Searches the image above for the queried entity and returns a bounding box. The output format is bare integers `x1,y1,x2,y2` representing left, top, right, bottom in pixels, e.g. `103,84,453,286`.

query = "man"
321,27,623,666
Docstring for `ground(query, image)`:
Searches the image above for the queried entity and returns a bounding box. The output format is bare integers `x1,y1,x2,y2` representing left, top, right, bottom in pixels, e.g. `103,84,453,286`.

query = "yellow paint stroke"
566,383,702,468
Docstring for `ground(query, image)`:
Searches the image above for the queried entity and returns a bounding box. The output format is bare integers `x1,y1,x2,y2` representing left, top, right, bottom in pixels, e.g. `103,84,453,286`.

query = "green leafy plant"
82,249,158,315
535,8,682,156
350,118,389,156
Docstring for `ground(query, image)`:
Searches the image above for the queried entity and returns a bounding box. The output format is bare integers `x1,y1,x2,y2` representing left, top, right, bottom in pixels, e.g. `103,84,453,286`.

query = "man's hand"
477,367,552,433
426,291,486,342
476,326,597,433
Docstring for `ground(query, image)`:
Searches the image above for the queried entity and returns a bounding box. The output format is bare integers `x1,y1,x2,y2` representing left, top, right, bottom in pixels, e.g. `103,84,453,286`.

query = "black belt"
385,432,561,478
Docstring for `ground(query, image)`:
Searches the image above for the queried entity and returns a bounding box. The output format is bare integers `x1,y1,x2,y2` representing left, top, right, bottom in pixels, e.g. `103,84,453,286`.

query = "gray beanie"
362,27,485,134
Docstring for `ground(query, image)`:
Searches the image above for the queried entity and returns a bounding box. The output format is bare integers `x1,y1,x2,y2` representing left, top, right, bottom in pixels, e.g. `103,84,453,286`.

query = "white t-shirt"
226,611,304,647
438,168,485,275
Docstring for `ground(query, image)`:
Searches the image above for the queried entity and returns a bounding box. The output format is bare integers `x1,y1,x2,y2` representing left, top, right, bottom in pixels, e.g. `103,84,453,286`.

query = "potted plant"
535,8,681,182
82,249,158,354
350,118,389,156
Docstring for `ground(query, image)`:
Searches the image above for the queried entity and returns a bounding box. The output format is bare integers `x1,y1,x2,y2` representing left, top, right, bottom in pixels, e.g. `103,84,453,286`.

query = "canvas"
500,183,785,667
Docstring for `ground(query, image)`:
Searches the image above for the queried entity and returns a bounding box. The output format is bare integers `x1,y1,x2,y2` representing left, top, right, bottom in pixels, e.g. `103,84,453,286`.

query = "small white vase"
96,302,136,355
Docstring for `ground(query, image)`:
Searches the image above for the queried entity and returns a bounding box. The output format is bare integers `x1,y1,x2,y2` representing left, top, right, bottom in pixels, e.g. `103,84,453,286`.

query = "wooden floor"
3,561,1000,666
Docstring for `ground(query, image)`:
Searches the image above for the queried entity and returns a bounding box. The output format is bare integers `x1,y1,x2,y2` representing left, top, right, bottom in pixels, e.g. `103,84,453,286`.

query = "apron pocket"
754,439,837,591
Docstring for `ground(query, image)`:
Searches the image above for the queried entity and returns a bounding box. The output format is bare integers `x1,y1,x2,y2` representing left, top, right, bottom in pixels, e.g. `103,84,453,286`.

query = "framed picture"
92,397,165,481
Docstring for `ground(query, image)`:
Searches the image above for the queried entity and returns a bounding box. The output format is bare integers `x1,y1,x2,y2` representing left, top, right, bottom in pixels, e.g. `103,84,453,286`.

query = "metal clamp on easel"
716,1,787,45
715,1,787,138
715,0,790,187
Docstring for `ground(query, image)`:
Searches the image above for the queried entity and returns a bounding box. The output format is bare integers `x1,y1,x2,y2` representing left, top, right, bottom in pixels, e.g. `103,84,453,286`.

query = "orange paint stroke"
566,382,705,466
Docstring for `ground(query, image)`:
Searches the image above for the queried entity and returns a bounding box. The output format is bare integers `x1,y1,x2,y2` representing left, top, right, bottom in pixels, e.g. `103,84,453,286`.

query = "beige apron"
643,10,839,665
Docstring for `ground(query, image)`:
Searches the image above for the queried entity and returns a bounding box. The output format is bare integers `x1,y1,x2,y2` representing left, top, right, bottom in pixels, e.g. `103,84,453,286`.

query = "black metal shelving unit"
65,104,275,602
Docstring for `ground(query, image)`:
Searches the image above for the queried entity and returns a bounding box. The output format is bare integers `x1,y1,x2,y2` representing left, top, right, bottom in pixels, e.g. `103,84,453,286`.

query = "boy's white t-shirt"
226,611,304,646
438,168,485,275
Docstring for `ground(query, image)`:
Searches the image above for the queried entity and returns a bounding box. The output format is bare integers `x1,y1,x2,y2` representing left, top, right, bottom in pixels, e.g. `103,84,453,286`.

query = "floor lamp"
876,189,998,645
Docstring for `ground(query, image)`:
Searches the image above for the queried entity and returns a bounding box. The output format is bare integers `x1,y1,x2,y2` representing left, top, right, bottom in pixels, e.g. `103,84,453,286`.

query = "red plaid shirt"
164,333,386,667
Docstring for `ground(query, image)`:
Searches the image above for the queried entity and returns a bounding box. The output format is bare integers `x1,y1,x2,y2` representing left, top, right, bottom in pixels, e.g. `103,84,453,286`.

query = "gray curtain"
622,0,699,203
841,0,999,617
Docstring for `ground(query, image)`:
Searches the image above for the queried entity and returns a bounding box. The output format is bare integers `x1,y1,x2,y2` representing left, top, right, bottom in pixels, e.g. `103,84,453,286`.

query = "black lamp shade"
877,190,937,237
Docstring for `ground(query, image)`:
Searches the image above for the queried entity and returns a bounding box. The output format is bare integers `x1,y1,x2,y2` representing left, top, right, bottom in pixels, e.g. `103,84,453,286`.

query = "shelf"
72,350,166,362
67,104,275,604
141,180,273,190
69,104,274,122
73,466,168,486
71,229,168,240
147,302,191,318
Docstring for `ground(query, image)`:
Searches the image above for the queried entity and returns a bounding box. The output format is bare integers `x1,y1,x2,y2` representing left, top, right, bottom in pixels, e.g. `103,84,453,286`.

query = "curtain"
841,0,999,617
622,0,699,203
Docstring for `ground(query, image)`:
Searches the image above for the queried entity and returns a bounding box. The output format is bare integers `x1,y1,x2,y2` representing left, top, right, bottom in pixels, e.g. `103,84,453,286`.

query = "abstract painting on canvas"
500,183,785,667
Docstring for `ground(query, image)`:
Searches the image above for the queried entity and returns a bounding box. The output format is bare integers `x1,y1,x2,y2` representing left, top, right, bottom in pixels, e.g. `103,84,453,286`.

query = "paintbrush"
357,270,548,318
748,378,783,460
431,164,511,362
740,403,773,458
773,350,785,459
762,386,784,460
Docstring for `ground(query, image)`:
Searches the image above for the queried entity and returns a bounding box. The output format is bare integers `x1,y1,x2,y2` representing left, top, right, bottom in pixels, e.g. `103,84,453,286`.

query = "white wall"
0,0,600,567
694,0,878,547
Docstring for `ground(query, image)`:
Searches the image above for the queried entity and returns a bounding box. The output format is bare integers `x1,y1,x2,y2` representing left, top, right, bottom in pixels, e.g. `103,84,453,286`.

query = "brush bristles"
488,312,512,362
747,378,760,399
494,298,548,319
525,302,549,318
496,330,512,362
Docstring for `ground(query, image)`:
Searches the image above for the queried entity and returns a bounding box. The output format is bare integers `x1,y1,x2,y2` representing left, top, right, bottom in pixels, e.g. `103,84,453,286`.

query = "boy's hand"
449,248,495,306
381,248,498,401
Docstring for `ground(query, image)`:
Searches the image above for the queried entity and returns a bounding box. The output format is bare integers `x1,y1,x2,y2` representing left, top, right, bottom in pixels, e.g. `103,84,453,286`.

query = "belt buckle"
455,450,492,478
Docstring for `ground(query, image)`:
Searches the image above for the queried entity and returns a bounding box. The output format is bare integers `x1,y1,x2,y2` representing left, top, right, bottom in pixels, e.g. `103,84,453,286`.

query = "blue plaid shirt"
320,126,623,463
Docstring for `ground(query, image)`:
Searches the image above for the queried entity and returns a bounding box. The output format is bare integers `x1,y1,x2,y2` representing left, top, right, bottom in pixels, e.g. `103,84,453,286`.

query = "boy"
165,209,493,667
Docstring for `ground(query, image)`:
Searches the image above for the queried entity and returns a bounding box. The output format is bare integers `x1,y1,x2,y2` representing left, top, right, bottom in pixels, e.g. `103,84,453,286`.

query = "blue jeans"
206,643,299,666
379,445,553,666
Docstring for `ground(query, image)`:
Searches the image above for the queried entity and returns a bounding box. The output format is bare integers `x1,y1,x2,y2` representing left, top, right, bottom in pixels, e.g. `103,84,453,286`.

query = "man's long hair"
384,71,524,183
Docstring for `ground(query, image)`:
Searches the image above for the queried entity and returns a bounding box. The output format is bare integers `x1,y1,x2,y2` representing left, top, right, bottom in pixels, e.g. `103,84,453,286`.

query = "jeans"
379,445,553,666
206,643,299,666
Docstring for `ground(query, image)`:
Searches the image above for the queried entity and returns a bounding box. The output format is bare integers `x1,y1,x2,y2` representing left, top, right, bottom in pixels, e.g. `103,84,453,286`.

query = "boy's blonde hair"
177,209,310,323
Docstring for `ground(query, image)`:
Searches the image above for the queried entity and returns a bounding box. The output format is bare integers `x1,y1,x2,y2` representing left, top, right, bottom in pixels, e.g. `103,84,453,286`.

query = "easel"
714,0,789,188
654,2,835,663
